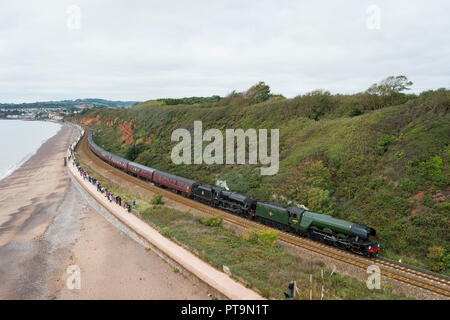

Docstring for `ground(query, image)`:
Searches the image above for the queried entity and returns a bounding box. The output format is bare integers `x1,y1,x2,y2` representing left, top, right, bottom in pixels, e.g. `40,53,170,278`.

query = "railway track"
75,127,450,298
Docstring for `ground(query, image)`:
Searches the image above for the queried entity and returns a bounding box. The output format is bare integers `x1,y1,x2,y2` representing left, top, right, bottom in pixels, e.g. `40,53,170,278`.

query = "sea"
0,120,61,182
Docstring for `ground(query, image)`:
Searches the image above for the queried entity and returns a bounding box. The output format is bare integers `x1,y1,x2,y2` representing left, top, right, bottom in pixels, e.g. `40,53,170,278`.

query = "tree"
219,82,272,106
364,75,414,109
244,81,271,104
126,142,149,161
366,75,413,96
295,90,333,120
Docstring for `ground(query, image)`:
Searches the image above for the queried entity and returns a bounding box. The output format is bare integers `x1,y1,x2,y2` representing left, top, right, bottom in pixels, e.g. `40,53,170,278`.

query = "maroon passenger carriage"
152,171,197,197
128,161,155,181
88,131,194,196
109,153,129,170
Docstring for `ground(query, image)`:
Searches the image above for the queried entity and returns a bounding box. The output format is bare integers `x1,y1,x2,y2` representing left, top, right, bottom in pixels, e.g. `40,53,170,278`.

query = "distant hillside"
0,98,140,109
69,78,450,274
144,95,222,106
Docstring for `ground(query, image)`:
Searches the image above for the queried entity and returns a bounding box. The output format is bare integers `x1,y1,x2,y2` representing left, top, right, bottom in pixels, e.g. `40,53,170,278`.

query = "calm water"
0,120,61,181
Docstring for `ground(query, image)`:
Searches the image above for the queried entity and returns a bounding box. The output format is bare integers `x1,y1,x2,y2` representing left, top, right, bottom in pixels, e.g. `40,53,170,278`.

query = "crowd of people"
71,156,134,212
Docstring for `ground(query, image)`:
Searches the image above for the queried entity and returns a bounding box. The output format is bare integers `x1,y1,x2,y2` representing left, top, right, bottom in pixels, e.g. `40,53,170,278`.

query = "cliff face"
72,116,136,145
106,118,118,126
78,114,101,125
117,120,135,145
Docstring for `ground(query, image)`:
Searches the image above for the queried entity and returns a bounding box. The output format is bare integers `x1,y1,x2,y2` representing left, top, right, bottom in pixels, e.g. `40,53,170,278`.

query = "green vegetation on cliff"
71,77,449,274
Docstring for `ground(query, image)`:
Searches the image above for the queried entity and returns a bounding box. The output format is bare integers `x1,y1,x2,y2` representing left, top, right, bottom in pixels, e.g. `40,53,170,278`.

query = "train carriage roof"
110,153,129,164
154,170,197,186
128,161,156,172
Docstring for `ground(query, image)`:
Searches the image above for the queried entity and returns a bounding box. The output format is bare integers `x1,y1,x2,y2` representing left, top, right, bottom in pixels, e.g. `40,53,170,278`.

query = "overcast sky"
0,1,449,103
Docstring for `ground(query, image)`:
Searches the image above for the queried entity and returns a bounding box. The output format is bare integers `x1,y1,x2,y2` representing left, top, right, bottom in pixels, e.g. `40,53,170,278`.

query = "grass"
138,205,408,299
151,194,165,205
199,216,222,227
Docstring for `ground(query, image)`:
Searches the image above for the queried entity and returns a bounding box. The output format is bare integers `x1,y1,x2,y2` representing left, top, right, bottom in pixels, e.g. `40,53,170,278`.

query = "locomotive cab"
350,223,379,256
350,223,376,240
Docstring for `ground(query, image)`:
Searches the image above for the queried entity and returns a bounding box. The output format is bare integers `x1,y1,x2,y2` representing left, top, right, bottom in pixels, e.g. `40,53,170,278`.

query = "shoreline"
0,119,62,182
0,123,81,298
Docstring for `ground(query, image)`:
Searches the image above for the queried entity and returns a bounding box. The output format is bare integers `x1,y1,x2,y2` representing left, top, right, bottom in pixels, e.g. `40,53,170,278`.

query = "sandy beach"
0,123,209,299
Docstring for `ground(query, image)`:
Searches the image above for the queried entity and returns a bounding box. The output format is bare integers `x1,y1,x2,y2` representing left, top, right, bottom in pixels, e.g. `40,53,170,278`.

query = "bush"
421,194,435,208
126,142,149,161
161,96,221,105
394,151,405,159
442,202,450,211
398,178,418,195
199,216,223,227
294,90,333,120
151,194,165,205
427,246,447,272
306,187,335,215
375,134,396,155
161,226,173,238
246,229,278,247
419,156,443,178
284,160,336,214
348,107,362,117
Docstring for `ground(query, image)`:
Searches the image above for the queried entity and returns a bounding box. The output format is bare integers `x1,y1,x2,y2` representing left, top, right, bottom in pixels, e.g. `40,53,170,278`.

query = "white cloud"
0,0,448,103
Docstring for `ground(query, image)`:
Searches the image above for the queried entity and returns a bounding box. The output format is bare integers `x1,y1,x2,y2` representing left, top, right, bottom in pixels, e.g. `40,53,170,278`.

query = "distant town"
0,98,139,121
0,106,83,121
